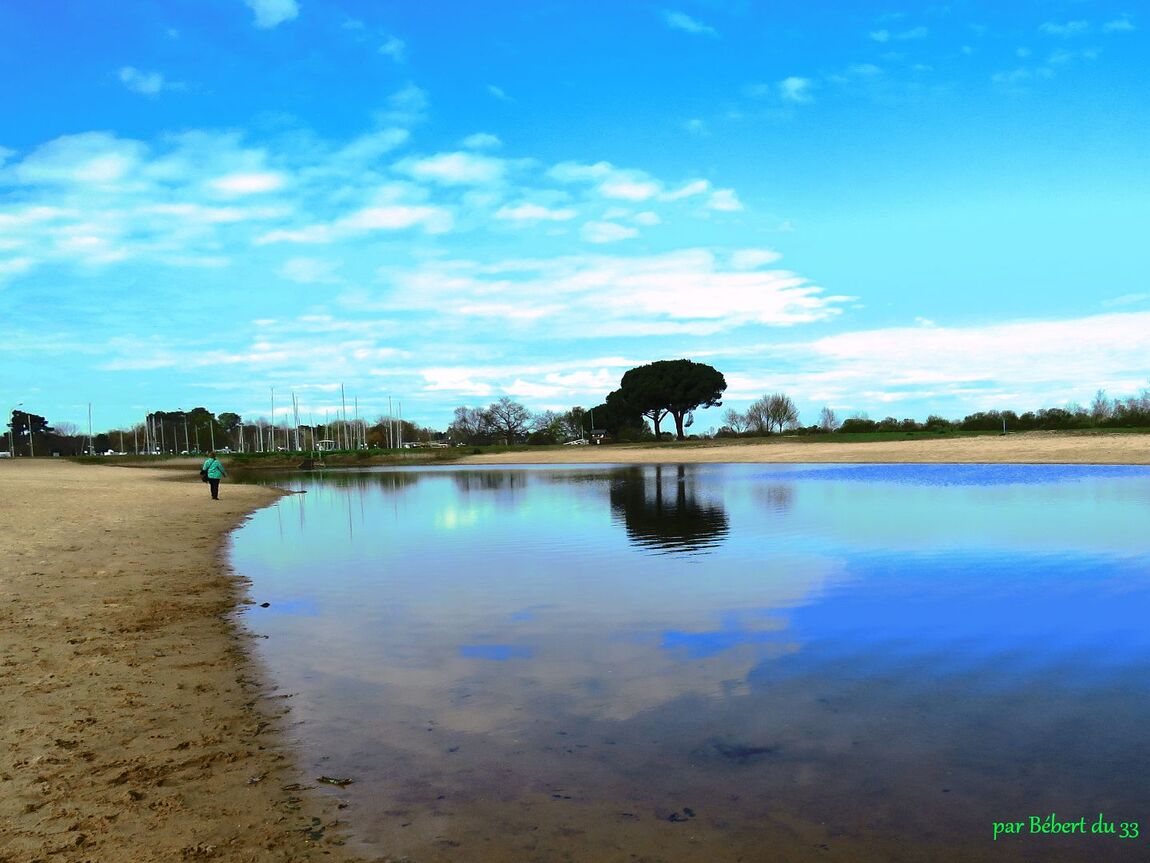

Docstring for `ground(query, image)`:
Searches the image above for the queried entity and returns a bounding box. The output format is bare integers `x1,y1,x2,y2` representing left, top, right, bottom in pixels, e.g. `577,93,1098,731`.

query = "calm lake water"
230,463,1150,862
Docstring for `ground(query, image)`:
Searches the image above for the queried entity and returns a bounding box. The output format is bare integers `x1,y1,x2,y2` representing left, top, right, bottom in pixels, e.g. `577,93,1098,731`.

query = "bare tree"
744,397,770,434
1090,389,1113,423
448,406,491,443
722,407,748,433
818,406,839,431
486,397,532,443
766,393,799,432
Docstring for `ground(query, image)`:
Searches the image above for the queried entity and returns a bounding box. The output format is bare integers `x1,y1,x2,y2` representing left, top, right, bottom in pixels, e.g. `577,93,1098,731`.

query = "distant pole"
184,420,190,453
210,421,216,452
133,424,137,455
87,402,93,455
292,392,301,452
398,400,403,449
10,402,21,457
340,384,348,450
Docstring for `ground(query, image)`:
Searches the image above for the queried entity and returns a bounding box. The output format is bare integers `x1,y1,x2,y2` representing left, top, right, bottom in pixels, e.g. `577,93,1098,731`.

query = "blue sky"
2,0,1148,433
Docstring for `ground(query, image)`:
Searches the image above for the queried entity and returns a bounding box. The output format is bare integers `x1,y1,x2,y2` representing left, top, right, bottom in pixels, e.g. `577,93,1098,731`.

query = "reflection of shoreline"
609,464,731,554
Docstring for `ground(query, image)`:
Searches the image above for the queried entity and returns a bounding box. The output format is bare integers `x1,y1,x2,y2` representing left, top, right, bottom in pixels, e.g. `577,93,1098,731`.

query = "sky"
2,0,1148,434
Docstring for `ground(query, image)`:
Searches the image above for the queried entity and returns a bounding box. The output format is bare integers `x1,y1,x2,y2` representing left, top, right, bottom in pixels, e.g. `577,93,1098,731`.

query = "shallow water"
231,463,1150,861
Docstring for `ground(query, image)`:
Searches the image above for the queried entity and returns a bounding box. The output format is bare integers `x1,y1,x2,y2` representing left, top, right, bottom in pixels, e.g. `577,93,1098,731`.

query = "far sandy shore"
1,434,1146,860
0,460,368,863
459,431,1150,465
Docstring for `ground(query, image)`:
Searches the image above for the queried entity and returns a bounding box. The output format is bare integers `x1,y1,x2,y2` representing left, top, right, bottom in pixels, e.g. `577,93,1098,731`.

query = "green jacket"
202,457,226,479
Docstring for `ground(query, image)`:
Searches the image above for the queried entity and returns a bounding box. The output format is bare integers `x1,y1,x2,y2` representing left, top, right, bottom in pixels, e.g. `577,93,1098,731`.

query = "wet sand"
0,460,369,863
1,432,1146,860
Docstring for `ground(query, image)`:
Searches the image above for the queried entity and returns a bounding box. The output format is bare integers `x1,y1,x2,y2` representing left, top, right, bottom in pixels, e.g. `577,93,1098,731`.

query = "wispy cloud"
1102,17,1135,33
395,152,508,185
461,132,502,149
779,76,814,103
495,203,577,222
208,171,286,195
869,26,928,42
244,0,299,29
663,10,718,38
118,67,182,96
378,35,406,62
581,221,638,243
1039,20,1090,38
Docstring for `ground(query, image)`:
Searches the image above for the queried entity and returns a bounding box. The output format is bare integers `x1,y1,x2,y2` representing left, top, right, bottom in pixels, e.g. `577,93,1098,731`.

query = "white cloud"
1102,292,1150,308
634,211,661,226
598,177,661,201
395,152,506,185
663,10,718,37
379,35,406,61
368,249,847,335
279,257,342,283
118,67,171,96
581,221,639,243
207,171,286,195
730,249,782,269
793,312,1150,408
487,84,511,101
548,160,614,183
0,256,35,282
1048,47,1098,65
379,83,428,125
254,226,333,245
495,203,578,222
779,76,814,103
461,132,502,149
329,128,410,165
10,132,146,186
660,179,710,201
1102,17,1135,33
244,0,299,29
707,189,743,211
338,204,453,234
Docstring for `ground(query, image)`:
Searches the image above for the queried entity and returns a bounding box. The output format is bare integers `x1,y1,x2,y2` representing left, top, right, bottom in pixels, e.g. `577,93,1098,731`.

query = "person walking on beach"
202,451,226,500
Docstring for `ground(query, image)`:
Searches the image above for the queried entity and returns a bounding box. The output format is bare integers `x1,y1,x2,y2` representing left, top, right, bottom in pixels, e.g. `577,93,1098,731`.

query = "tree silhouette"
617,359,726,440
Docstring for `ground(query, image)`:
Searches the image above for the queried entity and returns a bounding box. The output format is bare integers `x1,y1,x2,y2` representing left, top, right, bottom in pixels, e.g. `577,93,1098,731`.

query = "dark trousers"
209,478,220,499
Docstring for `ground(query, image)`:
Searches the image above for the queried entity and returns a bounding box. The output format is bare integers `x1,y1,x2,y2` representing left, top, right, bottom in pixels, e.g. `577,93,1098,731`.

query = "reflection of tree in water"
451,471,529,494
309,470,423,493
609,465,729,554
754,483,794,514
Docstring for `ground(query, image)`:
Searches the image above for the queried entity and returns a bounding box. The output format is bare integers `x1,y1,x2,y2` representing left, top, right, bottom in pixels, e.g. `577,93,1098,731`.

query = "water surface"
231,463,1150,861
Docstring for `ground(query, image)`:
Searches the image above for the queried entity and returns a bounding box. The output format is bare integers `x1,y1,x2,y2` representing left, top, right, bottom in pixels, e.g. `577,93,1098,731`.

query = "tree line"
6,372,1150,456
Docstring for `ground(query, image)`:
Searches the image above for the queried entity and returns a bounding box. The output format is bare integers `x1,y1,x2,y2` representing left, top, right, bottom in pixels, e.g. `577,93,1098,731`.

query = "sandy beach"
2,432,1147,861
0,460,367,863
459,431,1150,465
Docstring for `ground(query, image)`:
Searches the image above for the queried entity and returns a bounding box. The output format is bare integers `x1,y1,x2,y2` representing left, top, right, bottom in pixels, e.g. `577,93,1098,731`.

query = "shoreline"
2,433,1146,860
0,460,367,863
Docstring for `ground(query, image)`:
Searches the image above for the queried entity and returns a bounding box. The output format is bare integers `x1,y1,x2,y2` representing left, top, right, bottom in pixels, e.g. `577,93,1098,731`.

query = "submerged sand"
0,460,367,863
1,433,1146,860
